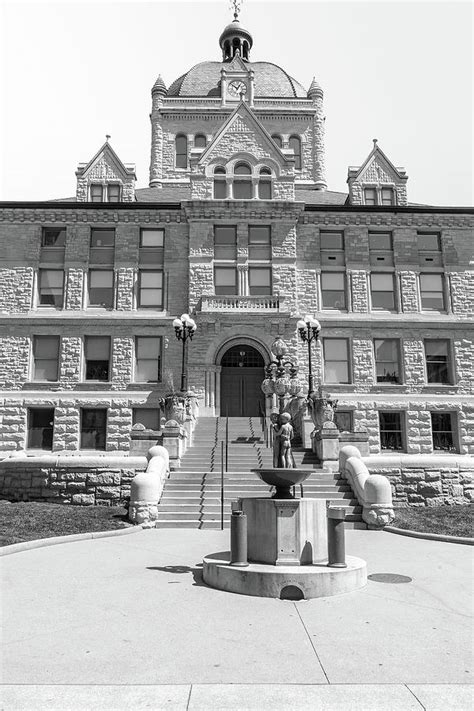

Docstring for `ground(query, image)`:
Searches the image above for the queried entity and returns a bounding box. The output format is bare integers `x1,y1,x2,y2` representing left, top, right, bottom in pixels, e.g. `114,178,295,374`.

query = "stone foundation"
0,455,147,505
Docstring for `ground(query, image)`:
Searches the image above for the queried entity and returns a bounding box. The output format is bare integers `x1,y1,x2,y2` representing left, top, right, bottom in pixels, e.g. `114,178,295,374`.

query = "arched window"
233,163,252,199
213,166,227,199
194,134,206,149
258,167,272,199
289,135,302,170
271,134,283,149
224,40,231,60
175,135,187,169
243,41,249,60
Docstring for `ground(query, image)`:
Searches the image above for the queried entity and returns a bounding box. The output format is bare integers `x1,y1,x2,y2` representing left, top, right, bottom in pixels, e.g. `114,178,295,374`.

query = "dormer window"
214,166,227,199
364,187,396,206
233,162,252,199
90,184,104,202
258,167,272,199
175,135,188,169
289,135,302,170
108,184,121,202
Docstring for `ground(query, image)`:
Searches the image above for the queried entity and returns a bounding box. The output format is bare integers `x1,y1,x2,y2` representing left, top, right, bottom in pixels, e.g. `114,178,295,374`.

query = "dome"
168,61,307,99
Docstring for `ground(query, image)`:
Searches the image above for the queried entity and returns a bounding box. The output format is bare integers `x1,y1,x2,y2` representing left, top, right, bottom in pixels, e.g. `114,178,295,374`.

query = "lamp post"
297,315,321,395
172,313,197,392
261,338,304,413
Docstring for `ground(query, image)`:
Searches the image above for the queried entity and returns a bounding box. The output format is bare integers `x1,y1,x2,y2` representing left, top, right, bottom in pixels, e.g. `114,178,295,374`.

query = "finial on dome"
231,0,242,21
221,1,252,60
308,76,323,100
152,75,167,96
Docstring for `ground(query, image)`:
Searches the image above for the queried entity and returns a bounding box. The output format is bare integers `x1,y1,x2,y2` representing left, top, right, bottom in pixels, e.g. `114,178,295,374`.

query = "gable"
225,55,249,73
198,102,291,171
358,155,397,184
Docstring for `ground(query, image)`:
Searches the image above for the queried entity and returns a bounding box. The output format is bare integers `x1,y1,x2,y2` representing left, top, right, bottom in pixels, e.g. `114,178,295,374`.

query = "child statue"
272,412,295,469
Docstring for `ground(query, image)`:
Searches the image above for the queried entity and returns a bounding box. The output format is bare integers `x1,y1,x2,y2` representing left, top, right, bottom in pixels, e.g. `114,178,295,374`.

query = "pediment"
224,55,249,73
77,142,136,180
198,102,291,171
353,145,407,184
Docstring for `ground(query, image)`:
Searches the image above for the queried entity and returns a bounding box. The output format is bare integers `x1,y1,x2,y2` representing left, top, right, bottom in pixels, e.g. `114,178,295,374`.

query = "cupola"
219,6,253,61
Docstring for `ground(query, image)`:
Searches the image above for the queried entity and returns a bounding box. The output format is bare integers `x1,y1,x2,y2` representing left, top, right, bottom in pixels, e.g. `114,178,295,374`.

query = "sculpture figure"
272,412,295,469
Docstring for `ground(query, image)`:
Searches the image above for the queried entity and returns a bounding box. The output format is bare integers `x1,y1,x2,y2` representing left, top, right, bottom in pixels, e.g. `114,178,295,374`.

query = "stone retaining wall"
365,456,474,507
0,456,147,505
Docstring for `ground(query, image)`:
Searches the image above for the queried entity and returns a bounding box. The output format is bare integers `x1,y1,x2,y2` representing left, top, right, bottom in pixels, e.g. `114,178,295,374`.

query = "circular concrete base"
202,552,367,599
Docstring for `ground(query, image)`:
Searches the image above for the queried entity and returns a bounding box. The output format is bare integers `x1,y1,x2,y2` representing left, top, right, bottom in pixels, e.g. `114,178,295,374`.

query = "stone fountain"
203,336,367,600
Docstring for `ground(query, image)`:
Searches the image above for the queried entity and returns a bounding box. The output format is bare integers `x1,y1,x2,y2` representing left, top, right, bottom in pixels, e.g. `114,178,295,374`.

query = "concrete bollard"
230,500,248,567
327,505,347,568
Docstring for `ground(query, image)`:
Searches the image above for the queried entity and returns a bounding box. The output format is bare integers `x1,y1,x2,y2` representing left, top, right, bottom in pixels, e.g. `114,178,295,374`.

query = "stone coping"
384,526,474,546
363,455,474,468
0,523,143,557
0,454,147,469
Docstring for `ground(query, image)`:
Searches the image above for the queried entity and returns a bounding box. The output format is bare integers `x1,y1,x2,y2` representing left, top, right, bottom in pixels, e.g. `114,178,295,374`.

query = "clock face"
228,80,247,97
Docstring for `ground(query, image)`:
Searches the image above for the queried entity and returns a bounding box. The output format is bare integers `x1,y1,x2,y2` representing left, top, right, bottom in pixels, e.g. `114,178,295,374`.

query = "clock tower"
219,6,255,106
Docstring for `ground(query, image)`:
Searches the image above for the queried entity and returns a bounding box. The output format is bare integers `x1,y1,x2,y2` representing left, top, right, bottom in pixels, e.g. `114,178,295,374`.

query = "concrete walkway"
1,528,472,710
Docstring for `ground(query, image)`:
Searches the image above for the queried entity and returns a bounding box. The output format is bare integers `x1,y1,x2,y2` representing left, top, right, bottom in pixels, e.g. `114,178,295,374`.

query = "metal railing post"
220,440,225,530
225,416,229,472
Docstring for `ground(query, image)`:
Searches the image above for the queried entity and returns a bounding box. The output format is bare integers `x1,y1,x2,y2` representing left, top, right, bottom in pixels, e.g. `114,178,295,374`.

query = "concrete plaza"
1,527,472,710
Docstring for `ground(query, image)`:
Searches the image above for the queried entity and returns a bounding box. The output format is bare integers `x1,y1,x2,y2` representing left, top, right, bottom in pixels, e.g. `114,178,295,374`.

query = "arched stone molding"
205,155,281,180
198,332,272,416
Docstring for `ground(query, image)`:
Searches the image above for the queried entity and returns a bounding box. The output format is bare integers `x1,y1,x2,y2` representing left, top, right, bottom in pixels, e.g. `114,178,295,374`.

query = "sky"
0,0,472,205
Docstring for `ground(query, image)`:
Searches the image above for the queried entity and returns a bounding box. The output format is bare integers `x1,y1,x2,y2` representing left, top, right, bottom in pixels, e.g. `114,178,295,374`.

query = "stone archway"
219,343,265,417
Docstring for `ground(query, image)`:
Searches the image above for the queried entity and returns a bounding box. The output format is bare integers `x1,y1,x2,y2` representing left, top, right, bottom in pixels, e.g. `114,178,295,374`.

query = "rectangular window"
27,408,54,450
38,269,64,307
379,412,404,451
323,338,350,384
42,227,66,248
33,335,59,382
249,226,271,260
84,336,110,381
320,231,344,250
41,227,66,263
381,188,395,206
90,184,104,202
88,270,114,308
425,340,450,384
214,226,237,260
370,273,395,310
364,188,377,205
133,408,160,430
214,180,227,199
139,229,164,266
81,408,107,450
135,337,162,382
215,267,237,295
420,274,445,311
138,270,163,308
374,339,401,384
418,232,441,252
431,412,455,452
335,410,352,432
89,228,115,265
369,232,392,251
249,267,271,295
258,180,272,200
321,272,346,310
107,184,121,202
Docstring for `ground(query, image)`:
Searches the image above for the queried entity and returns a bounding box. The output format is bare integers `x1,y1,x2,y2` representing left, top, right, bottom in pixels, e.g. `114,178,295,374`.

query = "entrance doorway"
220,344,265,417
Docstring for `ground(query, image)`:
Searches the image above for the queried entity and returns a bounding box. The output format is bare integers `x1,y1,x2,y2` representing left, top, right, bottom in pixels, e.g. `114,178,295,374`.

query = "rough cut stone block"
72,494,95,505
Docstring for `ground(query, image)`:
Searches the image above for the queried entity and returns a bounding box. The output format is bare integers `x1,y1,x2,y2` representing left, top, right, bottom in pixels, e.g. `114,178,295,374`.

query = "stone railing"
339,445,395,529
199,295,286,312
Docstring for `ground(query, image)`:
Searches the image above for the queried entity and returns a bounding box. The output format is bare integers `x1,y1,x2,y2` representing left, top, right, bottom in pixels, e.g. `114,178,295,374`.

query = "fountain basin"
252,468,313,498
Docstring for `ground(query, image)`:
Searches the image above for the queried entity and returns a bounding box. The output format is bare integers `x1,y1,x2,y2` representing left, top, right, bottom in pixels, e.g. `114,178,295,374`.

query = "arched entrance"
220,344,265,417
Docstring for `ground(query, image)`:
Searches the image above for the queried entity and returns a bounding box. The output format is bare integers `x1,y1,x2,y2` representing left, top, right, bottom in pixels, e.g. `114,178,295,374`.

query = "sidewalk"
1,528,472,710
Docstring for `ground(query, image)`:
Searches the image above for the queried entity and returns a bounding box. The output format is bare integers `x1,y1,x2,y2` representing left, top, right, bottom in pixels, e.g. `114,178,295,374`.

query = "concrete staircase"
156,417,365,529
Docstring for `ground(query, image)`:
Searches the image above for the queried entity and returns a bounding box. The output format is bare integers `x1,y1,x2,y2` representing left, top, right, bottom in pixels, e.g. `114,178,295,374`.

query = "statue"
271,412,295,469
307,388,338,432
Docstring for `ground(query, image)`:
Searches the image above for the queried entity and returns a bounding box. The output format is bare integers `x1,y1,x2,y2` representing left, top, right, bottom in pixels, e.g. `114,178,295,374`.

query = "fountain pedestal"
242,498,327,566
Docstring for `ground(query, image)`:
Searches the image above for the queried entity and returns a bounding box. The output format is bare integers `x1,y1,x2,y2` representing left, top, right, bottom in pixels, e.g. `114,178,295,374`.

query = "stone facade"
0,13,473,507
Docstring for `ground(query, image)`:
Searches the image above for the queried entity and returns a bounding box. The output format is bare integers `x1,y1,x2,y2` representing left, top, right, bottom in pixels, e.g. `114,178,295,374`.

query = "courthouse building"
0,13,473,458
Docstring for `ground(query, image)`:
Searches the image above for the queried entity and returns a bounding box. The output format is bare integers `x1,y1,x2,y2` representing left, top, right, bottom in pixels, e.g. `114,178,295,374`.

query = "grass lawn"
393,505,473,538
0,501,132,547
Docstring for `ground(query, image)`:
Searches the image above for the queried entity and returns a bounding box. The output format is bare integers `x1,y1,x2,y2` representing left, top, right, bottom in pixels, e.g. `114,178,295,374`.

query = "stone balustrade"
199,295,286,312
